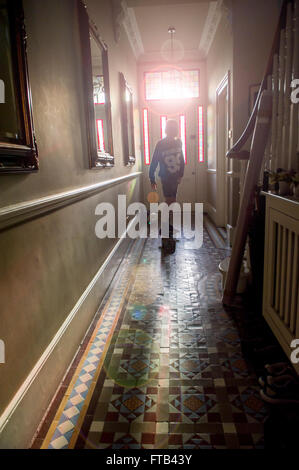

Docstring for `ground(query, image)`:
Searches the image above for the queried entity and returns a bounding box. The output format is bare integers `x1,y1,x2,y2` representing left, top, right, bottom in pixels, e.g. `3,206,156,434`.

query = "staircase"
223,0,299,306
203,215,229,249
222,0,299,372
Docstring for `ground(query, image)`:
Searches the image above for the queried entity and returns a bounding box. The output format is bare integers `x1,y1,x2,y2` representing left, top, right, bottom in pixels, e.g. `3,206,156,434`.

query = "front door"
148,104,198,205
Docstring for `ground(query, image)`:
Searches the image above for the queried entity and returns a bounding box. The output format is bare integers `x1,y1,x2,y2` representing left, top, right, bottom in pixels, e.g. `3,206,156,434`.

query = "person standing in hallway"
149,119,185,206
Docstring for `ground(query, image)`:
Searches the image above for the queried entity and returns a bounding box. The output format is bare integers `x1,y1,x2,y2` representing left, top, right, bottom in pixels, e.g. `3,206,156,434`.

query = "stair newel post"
277,30,286,169
222,91,273,306
289,0,299,170
263,76,273,177
283,3,294,167
271,54,279,171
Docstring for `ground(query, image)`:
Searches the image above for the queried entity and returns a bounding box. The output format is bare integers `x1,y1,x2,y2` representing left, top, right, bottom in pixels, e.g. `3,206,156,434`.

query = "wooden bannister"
223,0,297,306
223,91,273,305
227,0,289,159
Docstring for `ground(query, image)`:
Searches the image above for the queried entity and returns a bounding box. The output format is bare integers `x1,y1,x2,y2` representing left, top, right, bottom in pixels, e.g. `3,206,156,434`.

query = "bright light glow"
198,106,204,162
96,119,105,152
160,115,167,139
179,115,187,164
145,69,199,101
94,94,105,105
93,75,105,104
143,109,150,165
125,88,130,102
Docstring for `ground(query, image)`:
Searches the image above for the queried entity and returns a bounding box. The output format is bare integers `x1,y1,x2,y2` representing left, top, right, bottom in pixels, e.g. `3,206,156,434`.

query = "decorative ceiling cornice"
113,0,232,62
123,3,145,59
222,0,233,28
112,0,126,43
112,0,144,59
199,0,232,58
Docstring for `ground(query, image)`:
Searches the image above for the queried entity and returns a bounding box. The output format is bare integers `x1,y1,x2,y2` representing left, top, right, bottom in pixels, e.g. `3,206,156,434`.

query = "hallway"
1,0,298,452
35,228,267,450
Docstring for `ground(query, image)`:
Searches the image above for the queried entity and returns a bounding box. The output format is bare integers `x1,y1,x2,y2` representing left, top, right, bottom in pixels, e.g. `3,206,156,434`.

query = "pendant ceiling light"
161,25,183,63
168,26,176,61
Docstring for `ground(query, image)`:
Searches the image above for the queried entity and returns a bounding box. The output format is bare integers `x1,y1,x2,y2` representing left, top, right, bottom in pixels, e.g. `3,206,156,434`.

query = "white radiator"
263,193,299,373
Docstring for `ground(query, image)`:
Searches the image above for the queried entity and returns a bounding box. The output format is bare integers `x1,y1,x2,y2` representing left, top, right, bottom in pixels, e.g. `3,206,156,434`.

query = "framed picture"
77,0,114,168
0,0,38,173
119,73,135,166
248,83,260,116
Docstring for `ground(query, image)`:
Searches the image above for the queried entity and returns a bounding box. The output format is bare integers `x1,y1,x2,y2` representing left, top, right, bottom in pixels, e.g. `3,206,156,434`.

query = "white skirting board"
0,219,136,449
204,202,217,223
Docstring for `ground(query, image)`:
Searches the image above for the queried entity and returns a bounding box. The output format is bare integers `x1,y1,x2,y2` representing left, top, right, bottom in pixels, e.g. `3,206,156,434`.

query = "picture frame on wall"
0,0,38,173
77,0,114,168
119,72,135,166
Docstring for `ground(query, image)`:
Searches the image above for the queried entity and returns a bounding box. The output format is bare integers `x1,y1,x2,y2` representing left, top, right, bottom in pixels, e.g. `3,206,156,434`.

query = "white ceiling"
127,0,210,6
125,1,218,63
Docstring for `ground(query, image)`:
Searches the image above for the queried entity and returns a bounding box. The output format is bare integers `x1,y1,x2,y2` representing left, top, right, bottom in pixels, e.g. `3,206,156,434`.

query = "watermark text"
291,78,299,104
290,339,299,364
0,339,5,364
95,195,203,249
0,79,4,103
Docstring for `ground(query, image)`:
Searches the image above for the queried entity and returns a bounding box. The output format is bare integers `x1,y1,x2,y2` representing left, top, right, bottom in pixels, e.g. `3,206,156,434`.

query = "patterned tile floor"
38,228,268,450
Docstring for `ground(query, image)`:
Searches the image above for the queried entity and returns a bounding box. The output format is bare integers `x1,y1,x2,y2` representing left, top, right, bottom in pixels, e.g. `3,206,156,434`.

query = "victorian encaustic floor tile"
35,227,268,450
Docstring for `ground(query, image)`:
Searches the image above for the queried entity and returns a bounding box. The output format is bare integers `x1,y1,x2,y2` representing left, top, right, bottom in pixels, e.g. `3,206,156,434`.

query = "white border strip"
122,2,144,59
199,1,223,58
0,216,137,434
0,172,141,231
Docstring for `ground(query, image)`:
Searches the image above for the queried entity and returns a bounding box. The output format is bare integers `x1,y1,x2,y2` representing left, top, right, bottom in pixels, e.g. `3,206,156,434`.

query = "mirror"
0,0,22,143
0,0,38,173
78,1,114,168
120,73,135,166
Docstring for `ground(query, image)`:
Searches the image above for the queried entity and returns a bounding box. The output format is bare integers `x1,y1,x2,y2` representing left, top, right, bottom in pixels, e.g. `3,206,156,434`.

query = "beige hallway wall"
206,12,233,224
0,0,142,447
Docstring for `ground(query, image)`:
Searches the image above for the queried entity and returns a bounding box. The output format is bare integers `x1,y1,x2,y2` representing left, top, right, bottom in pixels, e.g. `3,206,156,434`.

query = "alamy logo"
290,339,299,364
0,339,5,364
95,195,203,249
0,79,4,103
291,79,299,104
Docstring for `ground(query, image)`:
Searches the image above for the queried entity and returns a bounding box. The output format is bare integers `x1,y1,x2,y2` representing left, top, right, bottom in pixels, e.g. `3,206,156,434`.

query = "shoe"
258,362,296,387
265,362,295,376
260,375,299,404
258,373,295,388
161,237,176,254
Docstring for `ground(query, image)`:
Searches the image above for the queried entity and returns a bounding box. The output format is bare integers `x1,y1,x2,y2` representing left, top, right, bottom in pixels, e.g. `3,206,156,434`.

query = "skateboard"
161,236,176,254
161,224,176,254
